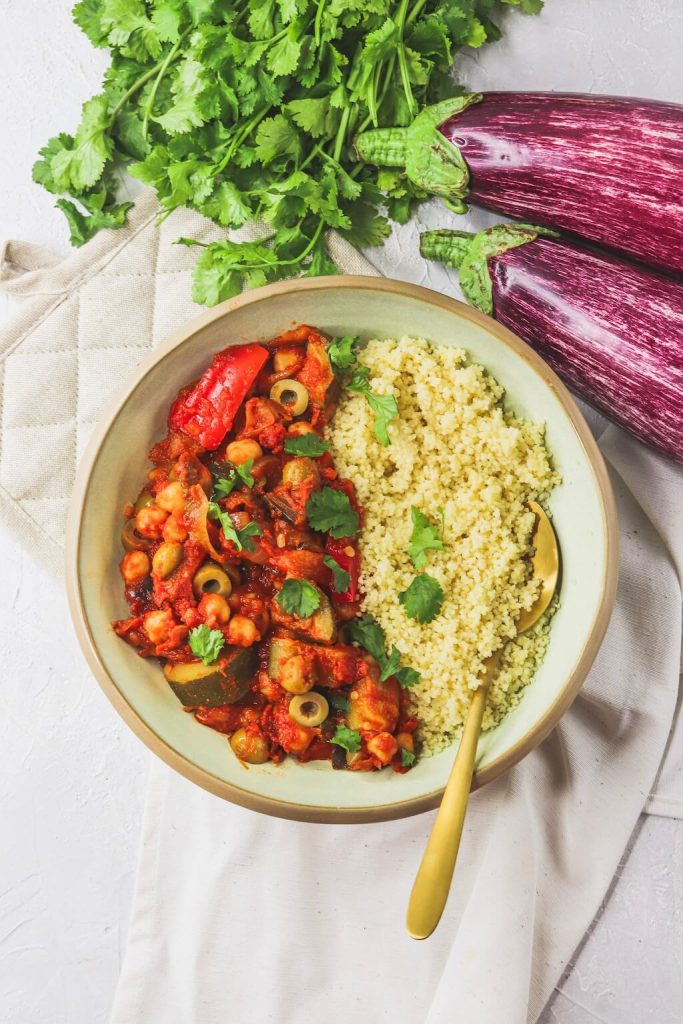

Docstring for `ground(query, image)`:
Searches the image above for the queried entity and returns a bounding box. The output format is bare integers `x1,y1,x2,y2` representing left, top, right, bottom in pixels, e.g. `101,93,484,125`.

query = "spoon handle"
406,667,494,940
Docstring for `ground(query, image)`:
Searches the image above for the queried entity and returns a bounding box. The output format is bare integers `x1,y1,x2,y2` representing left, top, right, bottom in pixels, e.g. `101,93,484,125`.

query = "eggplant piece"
264,491,299,525
163,647,258,707
356,93,683,276
271,586,337,644
421,224,683,464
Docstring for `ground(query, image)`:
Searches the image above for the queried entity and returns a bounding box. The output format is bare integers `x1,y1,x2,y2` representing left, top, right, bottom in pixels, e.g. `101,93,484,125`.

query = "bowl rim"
66,274,619,823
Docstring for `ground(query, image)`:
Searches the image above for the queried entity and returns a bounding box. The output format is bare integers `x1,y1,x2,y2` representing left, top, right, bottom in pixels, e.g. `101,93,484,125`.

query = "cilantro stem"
395,0,417,118
109,40,185,125
357,56,396,133
314,0,328,48
109,65,161,124
216,106,270,173
141,30,190,139
332,107,351,163
406,0,427,27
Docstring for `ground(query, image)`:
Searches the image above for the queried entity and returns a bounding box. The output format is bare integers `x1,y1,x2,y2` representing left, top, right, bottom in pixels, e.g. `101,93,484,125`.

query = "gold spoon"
406,500,560,940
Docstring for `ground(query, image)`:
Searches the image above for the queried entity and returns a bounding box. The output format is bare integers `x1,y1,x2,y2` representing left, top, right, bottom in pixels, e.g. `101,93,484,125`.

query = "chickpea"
135,504,168,539
156,481,185,515
395,731,414,754
120,550,151,585
230,727,270,764
163,515,188,544
286,421,315,437
198,593,231,625
144,608,174,644
226,439,263,465
227,614,259,647
152,541,184,579
279,655,314,695
282,457,320,488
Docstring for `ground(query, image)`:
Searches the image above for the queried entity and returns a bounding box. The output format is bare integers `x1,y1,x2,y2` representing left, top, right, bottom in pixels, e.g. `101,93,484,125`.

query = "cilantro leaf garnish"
399,573,445,624
188,624,225,665
306,487,359,539
323,554,351,594
213,459,255,498
395,666,421,689
331,724,362,754
328,692,351,714
345,614,420,688
283,434,330,457
277,579,321,618
328,335,360,373
207,502,262,552
347,365,398,446
401,748,416,768
407,506,444,570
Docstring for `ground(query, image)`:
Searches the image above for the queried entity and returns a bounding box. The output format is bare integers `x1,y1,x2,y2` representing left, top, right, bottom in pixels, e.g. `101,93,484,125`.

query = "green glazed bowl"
66,276,618,822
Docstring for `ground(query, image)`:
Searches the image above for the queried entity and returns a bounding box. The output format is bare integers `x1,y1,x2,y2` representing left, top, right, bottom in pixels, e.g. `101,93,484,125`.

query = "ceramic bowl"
66,276,618,822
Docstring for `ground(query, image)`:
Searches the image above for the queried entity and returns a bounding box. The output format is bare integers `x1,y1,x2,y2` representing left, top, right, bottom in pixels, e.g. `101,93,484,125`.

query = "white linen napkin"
109,464,680,1024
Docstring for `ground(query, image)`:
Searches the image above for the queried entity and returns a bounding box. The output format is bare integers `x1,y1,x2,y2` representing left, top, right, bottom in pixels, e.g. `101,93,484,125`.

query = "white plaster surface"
0,1,682,1022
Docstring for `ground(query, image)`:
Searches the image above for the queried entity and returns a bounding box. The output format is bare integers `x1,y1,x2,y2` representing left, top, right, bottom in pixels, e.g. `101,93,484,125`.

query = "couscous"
329,336,558,754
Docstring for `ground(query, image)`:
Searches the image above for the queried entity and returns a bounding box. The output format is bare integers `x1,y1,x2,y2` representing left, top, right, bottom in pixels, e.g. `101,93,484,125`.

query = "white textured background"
1,1,682,1022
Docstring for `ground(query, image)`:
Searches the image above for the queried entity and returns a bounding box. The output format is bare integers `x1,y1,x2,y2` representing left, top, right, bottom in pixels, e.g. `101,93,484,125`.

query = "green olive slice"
134,489,155,511
270,379,309,416
192,562,233,600
152,541,184,578
289,692,329,727
121,519,153,552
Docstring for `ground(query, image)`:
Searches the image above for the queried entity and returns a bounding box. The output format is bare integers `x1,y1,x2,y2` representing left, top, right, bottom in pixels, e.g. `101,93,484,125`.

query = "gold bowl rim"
65,275,619,823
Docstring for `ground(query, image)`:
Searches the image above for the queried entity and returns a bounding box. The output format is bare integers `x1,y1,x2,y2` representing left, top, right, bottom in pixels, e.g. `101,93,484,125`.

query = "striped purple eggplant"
355,93,683,276
420,225,683,463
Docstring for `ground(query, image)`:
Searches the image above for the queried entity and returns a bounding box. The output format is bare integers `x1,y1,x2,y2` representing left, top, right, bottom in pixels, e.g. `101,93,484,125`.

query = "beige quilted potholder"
0,188,379,578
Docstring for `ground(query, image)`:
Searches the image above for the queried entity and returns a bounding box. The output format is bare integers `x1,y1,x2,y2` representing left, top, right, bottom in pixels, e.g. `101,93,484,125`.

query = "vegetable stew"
113,325,418,772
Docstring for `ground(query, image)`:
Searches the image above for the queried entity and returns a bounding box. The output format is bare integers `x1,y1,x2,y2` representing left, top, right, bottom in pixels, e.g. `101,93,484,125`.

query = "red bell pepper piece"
325,536,360,603
169,344,269,450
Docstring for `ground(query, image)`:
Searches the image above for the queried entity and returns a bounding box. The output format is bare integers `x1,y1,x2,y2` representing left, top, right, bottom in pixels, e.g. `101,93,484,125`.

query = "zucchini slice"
164,647,258,707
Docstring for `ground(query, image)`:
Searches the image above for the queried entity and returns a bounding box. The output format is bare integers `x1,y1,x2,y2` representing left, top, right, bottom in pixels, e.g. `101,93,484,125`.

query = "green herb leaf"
213,459,255,498
306,487,359,539
401,747,416,768
188,623,225,665
407,506,444,570
207,502,262,552
347,365,398,446
49,95,113,192
254,114,301,164
345,613,420,688
328,692,351,714
323,554,351,594
331,724,361,753
395,666,420,688
283,434,330,457
345,614,386,662
327,335,360,373
399,573,445,624
277,579,321,618
55,197,133,247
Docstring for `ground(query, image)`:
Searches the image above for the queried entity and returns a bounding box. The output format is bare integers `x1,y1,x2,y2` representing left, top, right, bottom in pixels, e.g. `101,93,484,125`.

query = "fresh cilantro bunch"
33,0,540,304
